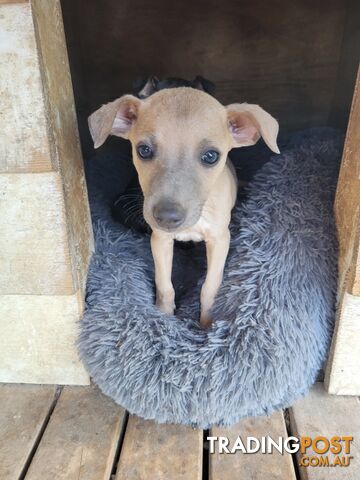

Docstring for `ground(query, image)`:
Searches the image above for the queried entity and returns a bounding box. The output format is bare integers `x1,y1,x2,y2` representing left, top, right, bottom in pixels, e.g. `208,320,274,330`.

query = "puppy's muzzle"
153,200,186,230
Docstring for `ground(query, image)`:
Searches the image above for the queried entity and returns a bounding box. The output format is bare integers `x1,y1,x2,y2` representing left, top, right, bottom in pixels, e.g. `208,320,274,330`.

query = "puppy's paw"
200,312,212,329
156,289,175,316
156,299,175,316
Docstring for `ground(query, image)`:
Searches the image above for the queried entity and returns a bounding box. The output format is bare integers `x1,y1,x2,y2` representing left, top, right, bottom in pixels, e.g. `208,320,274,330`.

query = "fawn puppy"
89,88,279,327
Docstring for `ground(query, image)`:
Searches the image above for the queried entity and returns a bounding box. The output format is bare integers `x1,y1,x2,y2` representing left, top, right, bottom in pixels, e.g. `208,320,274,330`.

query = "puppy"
89,88,279,327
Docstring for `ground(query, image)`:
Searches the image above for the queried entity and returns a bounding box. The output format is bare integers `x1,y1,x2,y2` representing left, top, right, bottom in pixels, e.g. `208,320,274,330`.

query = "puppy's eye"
137,144,154,160
201,150,220,166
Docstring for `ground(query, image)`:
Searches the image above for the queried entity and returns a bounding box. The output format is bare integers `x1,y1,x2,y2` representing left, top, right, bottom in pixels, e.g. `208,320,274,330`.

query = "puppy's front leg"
151,232,175,315
200,229,231,328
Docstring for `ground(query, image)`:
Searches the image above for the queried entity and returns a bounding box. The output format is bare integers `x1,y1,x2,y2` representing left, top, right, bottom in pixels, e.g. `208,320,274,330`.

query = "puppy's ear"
192,76,216,95
137,76,159,98
88,95,141,148
226,103,280,153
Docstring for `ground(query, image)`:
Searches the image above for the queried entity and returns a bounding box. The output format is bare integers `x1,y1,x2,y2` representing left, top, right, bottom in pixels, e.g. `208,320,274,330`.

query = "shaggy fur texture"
79,129,341,428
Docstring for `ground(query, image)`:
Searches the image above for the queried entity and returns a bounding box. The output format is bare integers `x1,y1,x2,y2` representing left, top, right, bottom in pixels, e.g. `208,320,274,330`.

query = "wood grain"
32,0,94,296
325,68,360,395
0,0,93,297
26,386,126,480
0,2,52,172
0,384,57,480
116,415,203,480
0,0,93,383
325,292,360,395
0,1,28,4
0,292,89,385
0,173,73,295
333,67,360,297
290,383,360,479
209,411,296,480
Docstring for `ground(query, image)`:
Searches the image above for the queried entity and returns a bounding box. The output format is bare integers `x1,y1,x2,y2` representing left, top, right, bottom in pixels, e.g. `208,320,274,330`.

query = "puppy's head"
89,88,279,232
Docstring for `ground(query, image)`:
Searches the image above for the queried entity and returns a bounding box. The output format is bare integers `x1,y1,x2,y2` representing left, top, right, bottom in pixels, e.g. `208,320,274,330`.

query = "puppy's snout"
153,201,186,230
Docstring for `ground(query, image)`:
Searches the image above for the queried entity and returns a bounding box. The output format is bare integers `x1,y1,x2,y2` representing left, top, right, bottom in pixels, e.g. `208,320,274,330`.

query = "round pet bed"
79,129,341,428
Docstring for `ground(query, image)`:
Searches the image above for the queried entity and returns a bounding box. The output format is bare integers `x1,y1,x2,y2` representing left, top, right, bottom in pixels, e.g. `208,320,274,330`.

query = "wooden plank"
0,0,93,297
0,292,89,385
0,0,92,383
0,172,91,384
0,1,28,4
325,292,360,395
325,68,360,395
0,384,57,480
290,383,360,479
31,0,94,295
0,0,93,295
333,67,360,297
116,415,203,480
0,173,74,295
209,411,296,480
26,386,126,480
0,2,52,172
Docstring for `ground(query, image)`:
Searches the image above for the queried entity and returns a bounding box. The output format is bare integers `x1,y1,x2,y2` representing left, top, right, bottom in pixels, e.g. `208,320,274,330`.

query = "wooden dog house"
0,0,359,392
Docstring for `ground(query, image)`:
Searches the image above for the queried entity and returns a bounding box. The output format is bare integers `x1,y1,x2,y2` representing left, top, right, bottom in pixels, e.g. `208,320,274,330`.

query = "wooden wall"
0,0,93,385
60,0,360,152
325,68,360,395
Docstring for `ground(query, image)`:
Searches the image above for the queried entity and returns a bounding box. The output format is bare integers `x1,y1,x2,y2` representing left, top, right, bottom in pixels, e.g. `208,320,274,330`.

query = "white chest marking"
174,217,210,242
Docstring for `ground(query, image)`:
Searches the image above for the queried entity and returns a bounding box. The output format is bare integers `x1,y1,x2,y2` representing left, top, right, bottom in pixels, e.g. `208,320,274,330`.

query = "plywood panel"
0,2,52,172
26,386,125,480
210,411,296,480
116,415,203,480
0,384,57,480
290,383,360,479
0,292,89,384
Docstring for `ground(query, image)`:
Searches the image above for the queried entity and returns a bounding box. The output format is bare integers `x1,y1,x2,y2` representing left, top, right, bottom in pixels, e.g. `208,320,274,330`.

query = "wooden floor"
0,383,359,480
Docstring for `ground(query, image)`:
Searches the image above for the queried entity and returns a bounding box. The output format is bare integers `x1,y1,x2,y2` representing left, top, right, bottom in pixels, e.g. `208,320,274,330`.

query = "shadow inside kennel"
61,0,359,198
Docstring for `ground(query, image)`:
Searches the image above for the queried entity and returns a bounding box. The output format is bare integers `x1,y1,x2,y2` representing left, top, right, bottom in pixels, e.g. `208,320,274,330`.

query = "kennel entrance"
0,0,359,392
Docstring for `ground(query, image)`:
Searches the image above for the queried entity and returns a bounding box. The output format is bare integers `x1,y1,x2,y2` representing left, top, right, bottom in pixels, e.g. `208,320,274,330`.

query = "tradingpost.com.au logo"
207,435,354,468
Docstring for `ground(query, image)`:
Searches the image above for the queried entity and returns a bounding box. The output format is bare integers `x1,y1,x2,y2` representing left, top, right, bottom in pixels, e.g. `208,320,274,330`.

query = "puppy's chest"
174,217,210,242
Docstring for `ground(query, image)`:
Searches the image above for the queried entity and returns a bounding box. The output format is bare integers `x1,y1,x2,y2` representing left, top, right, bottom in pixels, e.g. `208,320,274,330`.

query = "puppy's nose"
153,201,186,230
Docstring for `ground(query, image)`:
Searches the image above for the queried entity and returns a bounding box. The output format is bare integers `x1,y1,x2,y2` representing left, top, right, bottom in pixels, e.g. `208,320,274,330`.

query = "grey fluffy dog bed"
80,129,341,428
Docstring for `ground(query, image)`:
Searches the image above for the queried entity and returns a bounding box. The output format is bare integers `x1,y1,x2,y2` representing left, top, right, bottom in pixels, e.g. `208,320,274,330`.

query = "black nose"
153,201,186,229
